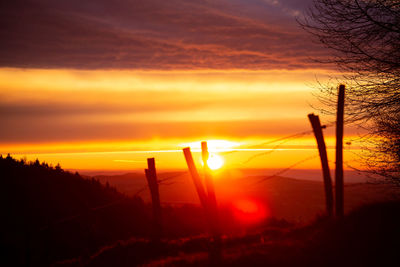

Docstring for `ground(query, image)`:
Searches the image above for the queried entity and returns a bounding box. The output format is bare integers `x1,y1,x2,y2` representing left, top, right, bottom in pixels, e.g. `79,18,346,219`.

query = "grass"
54,201,400,266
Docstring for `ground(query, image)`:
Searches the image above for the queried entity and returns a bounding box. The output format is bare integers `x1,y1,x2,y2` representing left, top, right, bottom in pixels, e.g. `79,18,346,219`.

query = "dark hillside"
59,201,400,267
0,155,150,266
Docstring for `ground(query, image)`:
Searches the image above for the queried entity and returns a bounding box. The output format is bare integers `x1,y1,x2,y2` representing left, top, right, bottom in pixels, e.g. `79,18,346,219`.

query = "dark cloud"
0,97,213,117
0,0,328,69
0,88,308,118
0,115,355,144
0,118,311,143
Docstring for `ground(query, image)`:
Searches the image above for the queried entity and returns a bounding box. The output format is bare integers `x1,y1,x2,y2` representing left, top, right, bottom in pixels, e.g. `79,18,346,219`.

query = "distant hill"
0,155,150,266
94,170,399,222
93,172,149,196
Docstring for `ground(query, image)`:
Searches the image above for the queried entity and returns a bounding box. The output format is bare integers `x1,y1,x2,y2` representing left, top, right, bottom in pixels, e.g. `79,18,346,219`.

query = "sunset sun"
207,153,224,170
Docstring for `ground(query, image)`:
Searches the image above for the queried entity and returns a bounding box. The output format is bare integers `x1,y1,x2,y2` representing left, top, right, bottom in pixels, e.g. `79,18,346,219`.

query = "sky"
0,0,362,171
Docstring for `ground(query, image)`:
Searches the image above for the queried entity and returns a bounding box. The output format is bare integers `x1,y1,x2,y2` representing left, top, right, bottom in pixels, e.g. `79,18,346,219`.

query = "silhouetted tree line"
0,155,151,266
0,155,228,266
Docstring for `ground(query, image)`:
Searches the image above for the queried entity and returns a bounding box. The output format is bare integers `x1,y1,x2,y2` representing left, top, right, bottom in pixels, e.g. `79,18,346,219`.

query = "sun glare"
233,199,268,224
207,153,224,170
180,139,240,152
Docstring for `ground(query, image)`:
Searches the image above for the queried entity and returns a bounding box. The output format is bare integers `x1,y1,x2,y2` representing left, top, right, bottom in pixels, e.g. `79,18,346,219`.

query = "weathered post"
335,84,345,218
183,146,222,263
308,113,334,217
182,147,208,209
201,142,218,212
201,141,220,237
201,142,222,263
144,158,162,239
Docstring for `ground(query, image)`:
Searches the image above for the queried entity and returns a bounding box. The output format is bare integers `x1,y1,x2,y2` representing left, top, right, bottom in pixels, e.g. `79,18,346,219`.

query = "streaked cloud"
0,0,326,70
0,68,335,144
0,67,356,147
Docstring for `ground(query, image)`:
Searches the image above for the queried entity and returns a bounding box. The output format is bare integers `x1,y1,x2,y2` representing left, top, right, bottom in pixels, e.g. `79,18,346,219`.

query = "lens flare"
233,199,268,224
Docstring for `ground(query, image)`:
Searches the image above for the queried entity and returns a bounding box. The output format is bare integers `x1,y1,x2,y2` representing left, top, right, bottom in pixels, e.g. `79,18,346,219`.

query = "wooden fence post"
201,141,217,210
335,84,345,218
308,113,334,217
201,142,222,263
144,158,162,239
201,141,220,239
182,147,208,209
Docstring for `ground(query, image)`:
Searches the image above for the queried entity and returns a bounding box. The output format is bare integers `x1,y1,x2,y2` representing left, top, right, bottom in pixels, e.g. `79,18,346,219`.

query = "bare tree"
299,0,400,182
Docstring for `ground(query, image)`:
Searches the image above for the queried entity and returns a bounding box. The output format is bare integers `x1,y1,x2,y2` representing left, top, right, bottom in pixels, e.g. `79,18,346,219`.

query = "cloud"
0,67,343,144
0,0,328,70
0,118,310,143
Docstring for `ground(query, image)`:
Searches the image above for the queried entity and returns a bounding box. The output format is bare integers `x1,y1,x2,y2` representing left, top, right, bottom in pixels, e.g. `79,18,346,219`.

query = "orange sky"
0,68,364,171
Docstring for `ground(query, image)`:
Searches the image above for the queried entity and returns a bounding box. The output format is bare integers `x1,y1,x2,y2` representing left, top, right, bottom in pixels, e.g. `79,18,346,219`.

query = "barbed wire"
227,119,361,167
238,131,318,165
220,130,314,157
39,197,127,232
253,154,320,185
158,172,187,184
220,121,337,164
247,130,314,149
240,141,299,165
133,171,188,197
132,185,148,197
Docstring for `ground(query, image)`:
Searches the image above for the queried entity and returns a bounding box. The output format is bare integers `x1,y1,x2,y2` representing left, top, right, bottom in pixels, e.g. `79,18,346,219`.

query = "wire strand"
253,154,320,185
